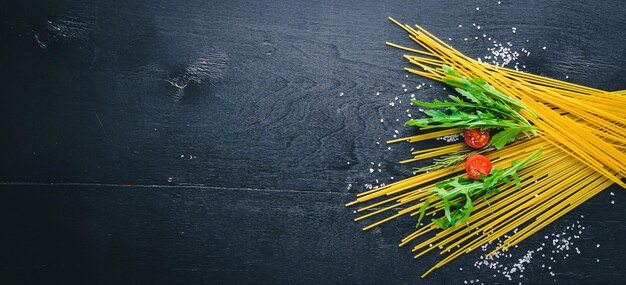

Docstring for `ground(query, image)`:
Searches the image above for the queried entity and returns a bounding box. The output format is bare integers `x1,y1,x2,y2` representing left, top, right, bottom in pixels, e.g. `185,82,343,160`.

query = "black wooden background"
2,0,626,284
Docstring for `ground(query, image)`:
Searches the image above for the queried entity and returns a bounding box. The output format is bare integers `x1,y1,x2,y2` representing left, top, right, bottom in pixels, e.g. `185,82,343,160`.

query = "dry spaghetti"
347,17,626,278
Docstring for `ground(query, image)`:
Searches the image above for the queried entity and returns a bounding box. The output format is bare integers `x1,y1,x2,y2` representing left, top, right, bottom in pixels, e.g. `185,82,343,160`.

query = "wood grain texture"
1,0,625,284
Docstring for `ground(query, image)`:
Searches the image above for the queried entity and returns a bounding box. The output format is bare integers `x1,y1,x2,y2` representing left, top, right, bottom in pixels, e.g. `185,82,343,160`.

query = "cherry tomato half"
464,129,490,149
465,154,493,180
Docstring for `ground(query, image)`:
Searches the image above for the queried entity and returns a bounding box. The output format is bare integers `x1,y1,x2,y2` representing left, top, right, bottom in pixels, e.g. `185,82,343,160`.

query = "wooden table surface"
2,0,626,284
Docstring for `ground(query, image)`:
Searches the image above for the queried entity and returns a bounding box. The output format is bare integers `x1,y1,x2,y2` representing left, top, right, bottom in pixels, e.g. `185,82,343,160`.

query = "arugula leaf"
432,217,448,229
416,149,543,229
407,65,537,149
406,105,522,130
489,127,534,150
441,65,532,115
416,197,431,228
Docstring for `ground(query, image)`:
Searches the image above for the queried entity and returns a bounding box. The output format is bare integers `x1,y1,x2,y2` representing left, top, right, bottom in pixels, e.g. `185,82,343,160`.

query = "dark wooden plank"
0,184,625,285
2,0,625,191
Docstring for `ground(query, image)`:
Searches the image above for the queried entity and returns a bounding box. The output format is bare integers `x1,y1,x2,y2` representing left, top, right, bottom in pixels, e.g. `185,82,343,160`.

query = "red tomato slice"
465,154,492,180
464,129,490,149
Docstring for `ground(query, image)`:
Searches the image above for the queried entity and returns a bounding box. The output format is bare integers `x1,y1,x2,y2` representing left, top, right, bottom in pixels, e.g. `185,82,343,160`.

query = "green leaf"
512,173,521,189
432,217,447,229
449,209,459,229
460,195,473,223
483,193,493,214
420,150,542,230
443,199,452,223
416,198,431,228
490,128,523,149
410,65,538,143
502,176,512,184
455,88,482,105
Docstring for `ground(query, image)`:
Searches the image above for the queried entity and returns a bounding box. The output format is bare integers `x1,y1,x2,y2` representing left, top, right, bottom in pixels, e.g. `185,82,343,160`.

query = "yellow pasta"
347,18,626,277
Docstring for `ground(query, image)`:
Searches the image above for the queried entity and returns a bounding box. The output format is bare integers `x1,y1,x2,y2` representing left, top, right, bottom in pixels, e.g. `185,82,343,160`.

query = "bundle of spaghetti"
347,17,626,277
